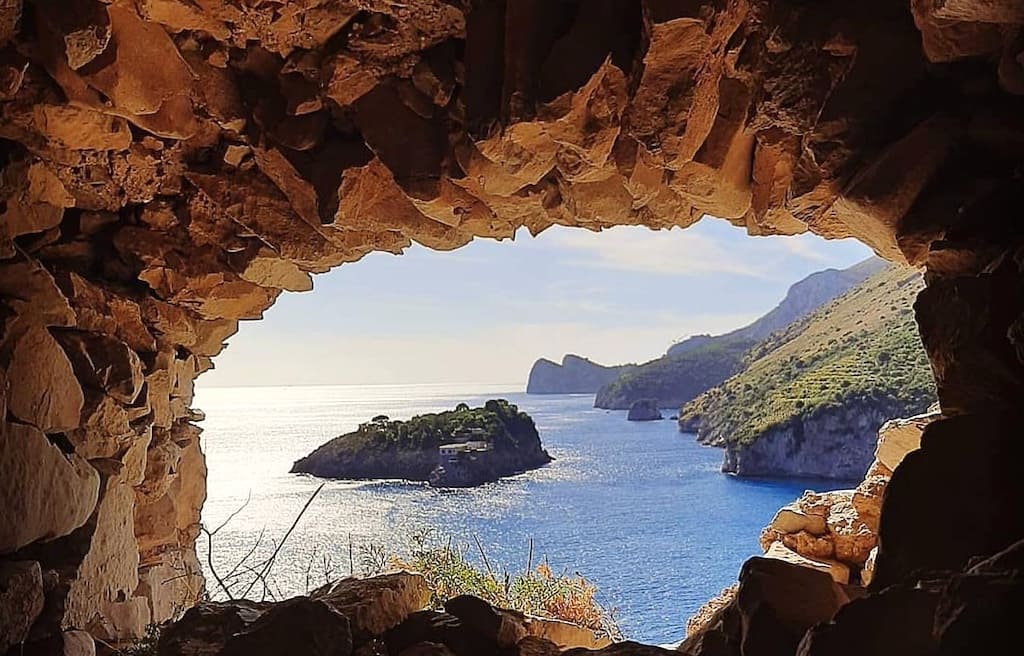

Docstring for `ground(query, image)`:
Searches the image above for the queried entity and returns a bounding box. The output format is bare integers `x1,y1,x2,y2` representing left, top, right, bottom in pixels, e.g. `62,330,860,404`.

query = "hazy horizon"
198,218,872,389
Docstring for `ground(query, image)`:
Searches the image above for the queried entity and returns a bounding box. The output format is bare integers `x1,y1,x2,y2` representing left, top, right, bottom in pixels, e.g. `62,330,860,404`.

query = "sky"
198,217,872,388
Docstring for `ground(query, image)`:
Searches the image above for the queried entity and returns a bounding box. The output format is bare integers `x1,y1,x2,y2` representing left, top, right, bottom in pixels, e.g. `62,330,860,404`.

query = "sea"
194,383,843,645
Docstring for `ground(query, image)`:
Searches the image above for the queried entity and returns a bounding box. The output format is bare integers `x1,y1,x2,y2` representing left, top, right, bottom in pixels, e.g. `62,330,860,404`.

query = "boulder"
764,542,850,585
627,399,663,421
768,503,828,536
795,586,939,656
0,560,45,653
157,600,268,656
732,557,850,656
0,421,100,553
385,610,493,656
221,597,353,656
679,557,850,656
874,410,938,472
314,572,431,638
526,615,612,650
443,595,527,647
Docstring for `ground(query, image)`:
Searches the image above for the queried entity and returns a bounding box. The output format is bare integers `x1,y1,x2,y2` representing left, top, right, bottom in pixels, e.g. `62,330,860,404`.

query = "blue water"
195,384,842,644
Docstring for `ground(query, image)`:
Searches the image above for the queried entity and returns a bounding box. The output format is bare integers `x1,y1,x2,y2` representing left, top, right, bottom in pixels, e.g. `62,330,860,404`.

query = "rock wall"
719,399,924,480
0,0,1023,653
747,407,939,589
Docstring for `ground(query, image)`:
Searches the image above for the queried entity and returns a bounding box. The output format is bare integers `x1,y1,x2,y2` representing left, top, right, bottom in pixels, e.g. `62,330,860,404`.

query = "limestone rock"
782,531,835,561
54,330,144,404
0,255,75,326
679,557,850,656
444,595,528,647
157,600,268,656
220,597,353,656
59,468,141,632
0,421,100,553
0,160,74,246
851,475,887,534
684,584,737,639
88,597,151,645
764,542,850,585
872,413,1024,588
314,572,431,638
795,586,939,656
874,409,938,472
0,560,45,653
769,503,828,536
135,554,202,626
2,322,84,432
826,500,875,567
54,272,156,353
525,615,612,650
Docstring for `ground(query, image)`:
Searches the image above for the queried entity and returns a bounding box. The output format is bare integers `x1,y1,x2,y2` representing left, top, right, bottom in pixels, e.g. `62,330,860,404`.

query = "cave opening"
189,220,926,645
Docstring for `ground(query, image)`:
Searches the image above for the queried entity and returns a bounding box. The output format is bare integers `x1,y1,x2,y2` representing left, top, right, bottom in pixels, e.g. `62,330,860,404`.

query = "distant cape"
526,354,637,394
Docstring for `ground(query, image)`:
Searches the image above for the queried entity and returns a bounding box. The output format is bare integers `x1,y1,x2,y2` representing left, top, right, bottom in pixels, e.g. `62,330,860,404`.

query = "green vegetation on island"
291,400,552,486
679,265,937,449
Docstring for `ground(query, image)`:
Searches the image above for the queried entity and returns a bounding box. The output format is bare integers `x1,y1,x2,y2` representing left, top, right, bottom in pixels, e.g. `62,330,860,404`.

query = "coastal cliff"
291,400,551,486
526,355,635,394
680,265,936,479
716,399,917,480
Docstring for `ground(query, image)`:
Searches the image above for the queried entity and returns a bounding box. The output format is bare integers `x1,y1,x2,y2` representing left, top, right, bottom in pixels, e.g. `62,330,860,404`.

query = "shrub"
388,532,620,640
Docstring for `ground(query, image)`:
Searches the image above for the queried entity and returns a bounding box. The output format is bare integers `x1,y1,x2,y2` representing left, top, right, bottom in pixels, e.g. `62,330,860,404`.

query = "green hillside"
678,265,936,446
593,338,753,409
592,257,885,410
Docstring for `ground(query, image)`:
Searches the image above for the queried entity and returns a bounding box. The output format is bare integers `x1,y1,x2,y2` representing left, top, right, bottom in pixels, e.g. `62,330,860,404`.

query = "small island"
290,399,552,488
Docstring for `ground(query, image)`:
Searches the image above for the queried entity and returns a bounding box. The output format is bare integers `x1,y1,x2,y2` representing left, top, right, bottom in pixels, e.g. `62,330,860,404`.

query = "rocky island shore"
291,400,552,488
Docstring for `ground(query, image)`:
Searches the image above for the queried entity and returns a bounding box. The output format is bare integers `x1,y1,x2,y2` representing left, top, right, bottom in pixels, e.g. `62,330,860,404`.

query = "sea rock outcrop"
527,355,636,395
626,399,663,421
1,0,1023,652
